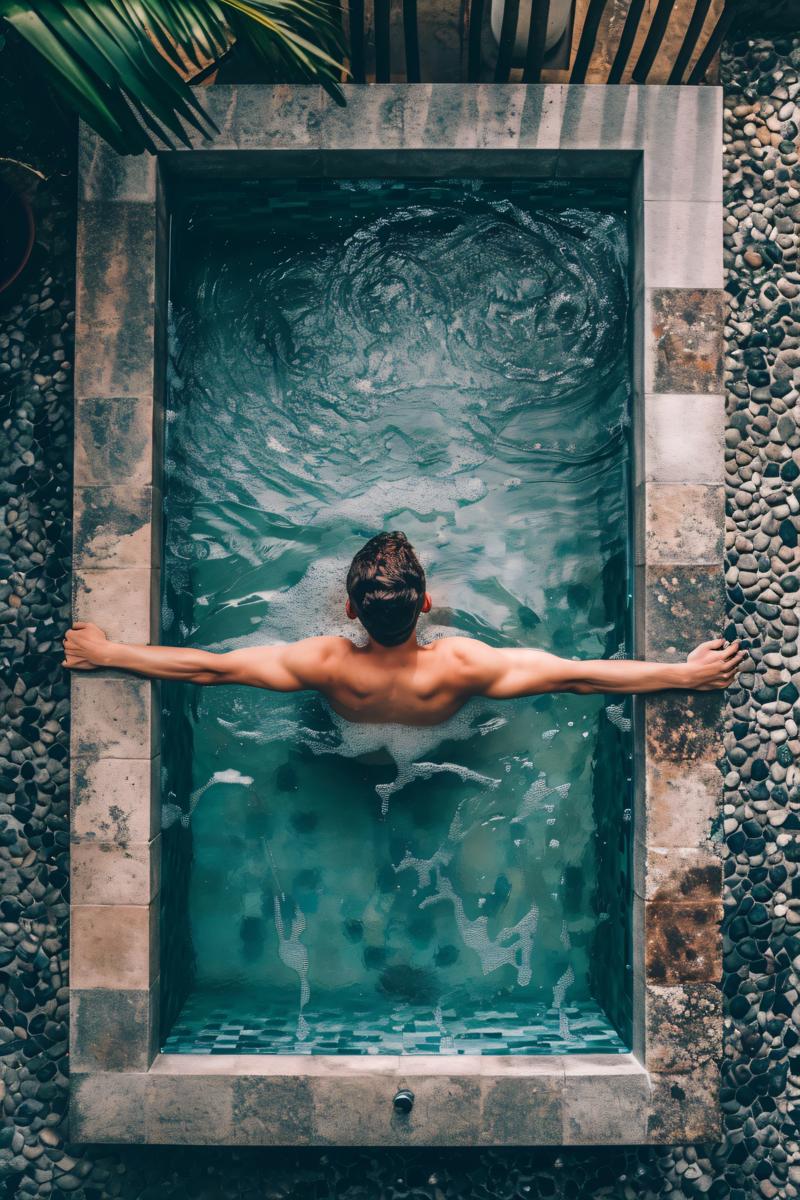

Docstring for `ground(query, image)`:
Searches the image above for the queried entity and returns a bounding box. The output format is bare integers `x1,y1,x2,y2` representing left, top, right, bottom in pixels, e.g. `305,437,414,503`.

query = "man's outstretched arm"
453,637,744,699
62,622,338,692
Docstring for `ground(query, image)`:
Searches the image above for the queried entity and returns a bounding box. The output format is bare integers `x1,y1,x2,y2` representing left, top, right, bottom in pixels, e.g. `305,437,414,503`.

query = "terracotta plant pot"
0,179,35,295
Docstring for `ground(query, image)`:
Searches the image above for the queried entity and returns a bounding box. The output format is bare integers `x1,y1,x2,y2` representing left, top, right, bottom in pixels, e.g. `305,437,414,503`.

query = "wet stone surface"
1,25,800,1200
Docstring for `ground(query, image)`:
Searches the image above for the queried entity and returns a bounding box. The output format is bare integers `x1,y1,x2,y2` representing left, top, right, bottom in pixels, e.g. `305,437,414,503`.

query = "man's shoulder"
291,634,357,661
430,635,493,666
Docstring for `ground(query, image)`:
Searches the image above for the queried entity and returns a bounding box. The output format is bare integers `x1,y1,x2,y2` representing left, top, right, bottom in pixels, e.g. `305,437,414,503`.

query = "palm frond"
0,0,347,156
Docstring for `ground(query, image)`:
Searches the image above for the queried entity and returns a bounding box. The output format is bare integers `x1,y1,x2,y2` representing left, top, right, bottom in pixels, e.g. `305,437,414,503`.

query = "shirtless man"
63,530,743,725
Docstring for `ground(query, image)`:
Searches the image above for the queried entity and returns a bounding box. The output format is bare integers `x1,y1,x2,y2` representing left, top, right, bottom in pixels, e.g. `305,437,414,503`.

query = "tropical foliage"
0,0,347,155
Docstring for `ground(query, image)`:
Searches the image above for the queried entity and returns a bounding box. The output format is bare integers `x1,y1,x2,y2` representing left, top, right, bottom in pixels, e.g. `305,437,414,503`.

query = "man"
63,530,743,725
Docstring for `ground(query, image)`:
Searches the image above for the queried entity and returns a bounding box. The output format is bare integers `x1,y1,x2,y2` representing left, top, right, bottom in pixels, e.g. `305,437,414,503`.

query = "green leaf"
0,0,348,155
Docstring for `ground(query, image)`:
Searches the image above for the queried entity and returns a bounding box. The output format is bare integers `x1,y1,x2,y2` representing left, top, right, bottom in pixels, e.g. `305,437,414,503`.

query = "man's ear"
345,599,357,621
421,592,432,614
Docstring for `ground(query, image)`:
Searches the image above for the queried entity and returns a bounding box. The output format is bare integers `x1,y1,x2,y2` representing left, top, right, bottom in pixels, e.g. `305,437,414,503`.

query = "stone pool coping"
70,83,725,1147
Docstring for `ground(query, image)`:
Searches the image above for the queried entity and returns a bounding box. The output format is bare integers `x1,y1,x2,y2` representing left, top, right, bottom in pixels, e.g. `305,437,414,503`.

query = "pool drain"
393,1089,414,1114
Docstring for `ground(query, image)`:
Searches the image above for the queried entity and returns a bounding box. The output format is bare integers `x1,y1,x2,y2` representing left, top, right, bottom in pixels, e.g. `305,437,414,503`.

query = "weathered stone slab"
635,844,721,904
562,1057,650,1144
146,1075,235,1144
640,756,721,849
71,983,159,1072
644,690,723,766
637,564,726,660
312,1074,482,1145
314,84,564,152
75,202,156,398
79,127,157,202
647,1063,721,1142
481,1071,564,1144
231,1076,315,1145
73,485,161,570
646,288,725,394
645,900,722,985
639,483,724,565
200,85,325,150
73,567,159,645
641,393,725,485
640,982,722,1072
71,676,159,759
75,396,155,487
70,903,158,990
71,755,160,843
71,836,160,905
643,202,723,289
71,1072,148,1143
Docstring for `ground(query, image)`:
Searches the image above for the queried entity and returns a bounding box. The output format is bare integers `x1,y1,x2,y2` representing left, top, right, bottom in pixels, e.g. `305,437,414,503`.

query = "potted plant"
0,156,43,296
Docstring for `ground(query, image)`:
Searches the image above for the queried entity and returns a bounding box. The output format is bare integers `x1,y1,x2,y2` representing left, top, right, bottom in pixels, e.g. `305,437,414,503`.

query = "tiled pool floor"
163,995,628,1056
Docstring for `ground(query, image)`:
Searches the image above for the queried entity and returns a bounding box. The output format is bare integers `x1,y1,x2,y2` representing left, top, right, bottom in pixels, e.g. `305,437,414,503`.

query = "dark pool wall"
1,26,800,1198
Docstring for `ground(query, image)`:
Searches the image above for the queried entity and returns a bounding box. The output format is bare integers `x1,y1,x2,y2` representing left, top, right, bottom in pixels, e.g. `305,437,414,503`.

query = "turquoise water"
161,179,632,1055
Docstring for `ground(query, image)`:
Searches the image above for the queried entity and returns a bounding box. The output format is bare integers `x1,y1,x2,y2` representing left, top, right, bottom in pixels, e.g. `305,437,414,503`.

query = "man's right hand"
62,621,110,671
685,639,745,690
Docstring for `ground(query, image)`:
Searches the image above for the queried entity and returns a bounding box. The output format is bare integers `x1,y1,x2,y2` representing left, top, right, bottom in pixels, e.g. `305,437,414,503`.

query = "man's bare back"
63,531,743,721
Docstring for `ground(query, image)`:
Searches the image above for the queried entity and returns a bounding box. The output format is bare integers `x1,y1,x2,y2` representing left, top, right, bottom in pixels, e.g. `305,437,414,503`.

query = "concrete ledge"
69,1053,719,1146
67,1053,719,1147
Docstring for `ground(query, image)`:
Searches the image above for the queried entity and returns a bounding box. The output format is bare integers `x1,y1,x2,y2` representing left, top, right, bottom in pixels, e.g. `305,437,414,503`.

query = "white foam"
605,702,631,733
161,769,254,829
273,895,311,1040
421,875,538,986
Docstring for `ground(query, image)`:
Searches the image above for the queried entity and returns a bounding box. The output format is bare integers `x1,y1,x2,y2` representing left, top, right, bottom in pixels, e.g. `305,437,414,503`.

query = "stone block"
311,1073,481,1145
71,836,160,905
643,202,723,289
73,485,161,570
640,756,721,849
316,84,564,153
75,396,155,487
634,843,721,904
71,676,159,759
559,83,646,153
480,1071,564,1144
79,126,157,202
640,982,722,1072
76,202,156,398
640,394,725,485
200,84,324,150
70,1072,148,1143
71,983,159,1072
647,1063,721,1143
645,900,722,985
638,483,724,566
71,903,158,990
73,567,159,645
642,87,722,203
562,1057,650,1144
645,288,724,394
146,1074,235,1143
71,755,160,843
231,1076,314,1145
637,564,726,660
644,689,723,766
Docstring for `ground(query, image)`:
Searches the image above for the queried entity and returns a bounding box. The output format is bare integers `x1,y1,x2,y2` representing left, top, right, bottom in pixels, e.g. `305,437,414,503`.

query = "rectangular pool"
159,177,633,1056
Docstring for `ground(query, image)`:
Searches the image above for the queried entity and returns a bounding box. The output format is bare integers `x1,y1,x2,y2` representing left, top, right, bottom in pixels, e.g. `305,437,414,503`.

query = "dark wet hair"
346,532,426,647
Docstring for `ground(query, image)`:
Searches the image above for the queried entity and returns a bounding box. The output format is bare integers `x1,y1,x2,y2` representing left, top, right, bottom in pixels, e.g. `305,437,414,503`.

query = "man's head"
346,531,431,647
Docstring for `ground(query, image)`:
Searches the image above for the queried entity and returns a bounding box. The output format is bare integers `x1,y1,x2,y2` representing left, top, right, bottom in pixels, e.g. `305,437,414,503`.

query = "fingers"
721,640,741,659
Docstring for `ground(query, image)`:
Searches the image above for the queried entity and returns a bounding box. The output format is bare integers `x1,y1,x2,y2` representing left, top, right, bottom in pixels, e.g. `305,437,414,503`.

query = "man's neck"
365,632,419,657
